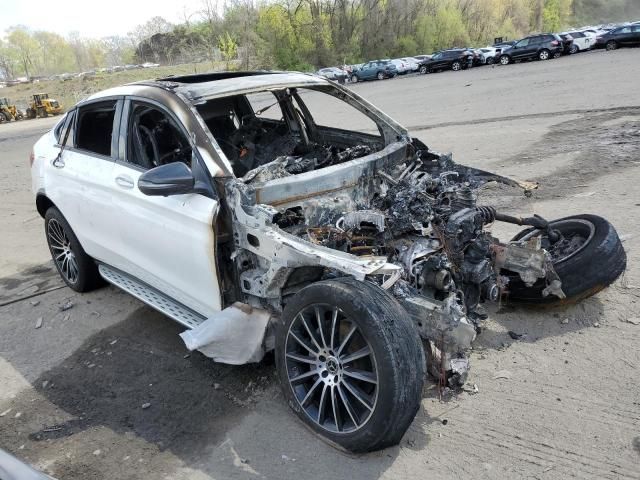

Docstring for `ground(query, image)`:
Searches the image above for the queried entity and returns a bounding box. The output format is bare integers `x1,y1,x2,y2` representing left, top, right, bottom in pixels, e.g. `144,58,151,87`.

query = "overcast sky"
0,0,205,38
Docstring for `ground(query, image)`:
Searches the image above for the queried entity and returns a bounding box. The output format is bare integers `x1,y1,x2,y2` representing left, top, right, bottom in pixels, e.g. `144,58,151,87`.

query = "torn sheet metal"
180,303,271,365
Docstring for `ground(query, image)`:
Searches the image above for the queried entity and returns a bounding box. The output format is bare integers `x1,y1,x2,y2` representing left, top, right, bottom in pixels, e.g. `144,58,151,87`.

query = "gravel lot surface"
1,49,639,479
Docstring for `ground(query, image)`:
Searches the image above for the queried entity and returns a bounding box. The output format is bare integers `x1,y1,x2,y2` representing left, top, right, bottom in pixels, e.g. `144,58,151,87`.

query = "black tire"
606,40,617,51
376,71,384,80
499,55,510,65
276,277,425,453
538,49,551,60
451,60,462,71
350,74,358,83
486,56,495,65
570,44,579,54
45,207,104,292
505,215,626,305
419,65,428,74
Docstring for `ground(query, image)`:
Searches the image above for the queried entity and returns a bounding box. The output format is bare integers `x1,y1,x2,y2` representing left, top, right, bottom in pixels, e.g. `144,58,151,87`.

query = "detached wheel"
45,207,103,292
505,215,626,305
606,40,617,51
376,71,385,80
539,49,550,60
499,55,510,65
451,61,462,71
276,277,425,453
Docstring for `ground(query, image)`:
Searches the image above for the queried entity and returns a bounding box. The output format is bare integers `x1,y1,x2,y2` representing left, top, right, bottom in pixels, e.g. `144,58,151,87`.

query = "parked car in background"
413,54,432,63
317,67,348,84
478,46,502,64
562,31,593,52
390,59,411,74
400,57,420,72
497,34,564,65
350,60,397,82
595,24,640,50
417,49,473,74
558,33,575,55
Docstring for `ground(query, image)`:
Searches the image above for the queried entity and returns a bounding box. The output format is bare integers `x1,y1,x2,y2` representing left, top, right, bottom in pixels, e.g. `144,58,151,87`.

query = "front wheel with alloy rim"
499,55,510,65
539,49,550,60
45,207,103,292
451,61,462,71
276,277,425,452
419,65,428,74
606,41,617,51
376,71,385,80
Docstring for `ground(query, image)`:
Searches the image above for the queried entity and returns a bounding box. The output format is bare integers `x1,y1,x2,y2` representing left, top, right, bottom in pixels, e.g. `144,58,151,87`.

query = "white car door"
108,98,222,317
44,99,124,264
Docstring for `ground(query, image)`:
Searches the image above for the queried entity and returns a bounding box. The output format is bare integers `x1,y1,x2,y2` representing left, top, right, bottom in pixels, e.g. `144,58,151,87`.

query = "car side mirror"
138,162,195,196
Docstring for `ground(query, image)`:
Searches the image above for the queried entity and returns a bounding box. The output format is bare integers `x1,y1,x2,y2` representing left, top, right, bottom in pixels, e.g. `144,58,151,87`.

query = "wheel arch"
36,193,55,218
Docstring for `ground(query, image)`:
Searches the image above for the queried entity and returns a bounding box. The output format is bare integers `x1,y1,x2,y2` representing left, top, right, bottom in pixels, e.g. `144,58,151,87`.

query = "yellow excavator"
0,97,24,122
25,93,63,119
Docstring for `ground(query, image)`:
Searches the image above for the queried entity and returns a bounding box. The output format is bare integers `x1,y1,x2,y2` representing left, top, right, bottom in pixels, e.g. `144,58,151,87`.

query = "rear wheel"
570,44,579,54
350,74,358,83
451,61,462,71
499,55,510,65
606,40,618,51
276,277,425,452
539,49,550,60
505,215,626,305
45,207,104,292
486,56,495,65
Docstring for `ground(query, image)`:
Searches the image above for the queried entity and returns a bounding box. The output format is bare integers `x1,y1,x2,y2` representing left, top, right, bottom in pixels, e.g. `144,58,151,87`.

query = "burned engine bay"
214,85,572,386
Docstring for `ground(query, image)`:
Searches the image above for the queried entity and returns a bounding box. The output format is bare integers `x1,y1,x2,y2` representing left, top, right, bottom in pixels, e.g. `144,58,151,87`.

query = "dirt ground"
1,49,639,480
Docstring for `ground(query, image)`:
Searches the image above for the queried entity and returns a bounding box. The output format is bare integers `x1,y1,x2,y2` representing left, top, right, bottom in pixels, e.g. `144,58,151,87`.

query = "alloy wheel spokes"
285,304,378,433
48,219,78,284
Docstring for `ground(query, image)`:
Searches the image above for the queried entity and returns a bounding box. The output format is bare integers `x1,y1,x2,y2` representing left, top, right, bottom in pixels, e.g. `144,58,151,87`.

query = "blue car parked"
350,60,397,83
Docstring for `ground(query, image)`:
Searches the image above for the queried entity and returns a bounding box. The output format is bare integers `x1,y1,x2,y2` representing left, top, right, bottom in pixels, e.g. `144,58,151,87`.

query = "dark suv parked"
595,24,640,50
497,34,564,65
418,49,473,74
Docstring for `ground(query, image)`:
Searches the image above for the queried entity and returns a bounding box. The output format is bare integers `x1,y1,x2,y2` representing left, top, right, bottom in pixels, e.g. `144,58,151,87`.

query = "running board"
98,264,206,329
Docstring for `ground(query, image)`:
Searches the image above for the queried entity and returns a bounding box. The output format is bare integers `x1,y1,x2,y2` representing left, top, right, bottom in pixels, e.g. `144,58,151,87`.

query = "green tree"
218,32,238,69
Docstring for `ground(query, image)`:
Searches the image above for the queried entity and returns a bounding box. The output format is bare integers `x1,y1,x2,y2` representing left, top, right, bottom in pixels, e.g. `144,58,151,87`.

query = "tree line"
1,0,638,80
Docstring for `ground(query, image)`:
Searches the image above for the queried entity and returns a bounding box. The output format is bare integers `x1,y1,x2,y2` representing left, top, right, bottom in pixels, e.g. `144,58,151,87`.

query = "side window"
294,88,381,136
632,26,640,33
246,92,284,122
126,102,192,170
75,101,117,156
517,38,529,47
619,27,631,34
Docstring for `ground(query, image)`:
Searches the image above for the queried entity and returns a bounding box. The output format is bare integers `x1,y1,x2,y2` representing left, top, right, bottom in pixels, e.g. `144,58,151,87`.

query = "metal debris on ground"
60,301,74,311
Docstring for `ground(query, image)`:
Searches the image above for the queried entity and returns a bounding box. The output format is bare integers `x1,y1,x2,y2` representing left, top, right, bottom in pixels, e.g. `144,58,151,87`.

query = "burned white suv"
31,72,626,452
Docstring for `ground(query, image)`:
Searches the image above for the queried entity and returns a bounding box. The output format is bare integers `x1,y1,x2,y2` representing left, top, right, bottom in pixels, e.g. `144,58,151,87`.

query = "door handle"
115,175,134,188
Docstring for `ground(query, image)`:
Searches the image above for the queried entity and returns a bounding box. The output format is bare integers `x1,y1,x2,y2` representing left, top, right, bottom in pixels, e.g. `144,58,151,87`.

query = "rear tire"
505,215,626,305
486,56,495,65
45,207,104,292
606,40,618,51
570,44,579,54
451,61,462,71
350,74,358,83
276,277,425,453
539,49,550,60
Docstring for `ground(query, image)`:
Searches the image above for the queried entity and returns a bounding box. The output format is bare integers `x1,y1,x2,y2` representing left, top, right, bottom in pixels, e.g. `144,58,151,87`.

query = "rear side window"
75,101,117,156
